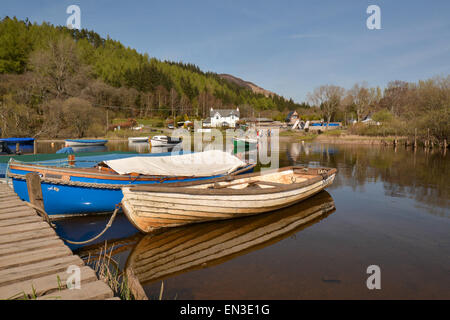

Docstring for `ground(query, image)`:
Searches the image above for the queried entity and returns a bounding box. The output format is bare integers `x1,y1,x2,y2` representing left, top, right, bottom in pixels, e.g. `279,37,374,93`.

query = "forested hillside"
0,17,305,138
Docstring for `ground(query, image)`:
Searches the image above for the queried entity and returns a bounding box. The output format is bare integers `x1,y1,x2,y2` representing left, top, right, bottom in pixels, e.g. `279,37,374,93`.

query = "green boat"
233,137,258,152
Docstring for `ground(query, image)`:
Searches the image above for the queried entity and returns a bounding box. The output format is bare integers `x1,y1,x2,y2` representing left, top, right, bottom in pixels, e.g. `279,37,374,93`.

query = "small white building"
208,107,240,128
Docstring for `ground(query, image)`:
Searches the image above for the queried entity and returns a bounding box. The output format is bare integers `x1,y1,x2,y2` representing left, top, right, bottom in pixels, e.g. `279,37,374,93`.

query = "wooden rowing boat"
122,166,337,233
125,191,335,285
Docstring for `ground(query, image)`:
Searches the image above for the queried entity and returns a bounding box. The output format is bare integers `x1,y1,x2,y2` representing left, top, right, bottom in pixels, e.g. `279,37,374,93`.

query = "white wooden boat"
150,135,182,147
125,191,335,284
121,166,337,233
128,136,149,143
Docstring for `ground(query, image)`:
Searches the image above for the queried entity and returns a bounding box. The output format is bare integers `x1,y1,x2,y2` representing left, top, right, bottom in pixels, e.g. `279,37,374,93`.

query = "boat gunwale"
8,159,255,181
126,166,336,196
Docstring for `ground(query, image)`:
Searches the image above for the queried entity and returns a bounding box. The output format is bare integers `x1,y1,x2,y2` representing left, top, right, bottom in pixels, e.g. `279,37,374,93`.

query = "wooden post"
125,267,148,300
33,139,37,154
414,128,417,150
15,143,20,153
68,154,75,166
25,172,44,211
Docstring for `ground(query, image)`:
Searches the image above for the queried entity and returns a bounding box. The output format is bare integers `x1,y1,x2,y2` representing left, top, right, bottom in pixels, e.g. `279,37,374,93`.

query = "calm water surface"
46,140,449,299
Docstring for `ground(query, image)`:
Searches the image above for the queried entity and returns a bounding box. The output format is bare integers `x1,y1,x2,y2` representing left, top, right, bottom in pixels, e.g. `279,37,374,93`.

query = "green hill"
0,17,309,137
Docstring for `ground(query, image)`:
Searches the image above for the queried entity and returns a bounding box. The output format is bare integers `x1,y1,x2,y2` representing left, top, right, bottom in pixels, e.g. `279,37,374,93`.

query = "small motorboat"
150,135,182,147
65,139,108,147
128,137,149,143
121,165,337,233
8,150,255,215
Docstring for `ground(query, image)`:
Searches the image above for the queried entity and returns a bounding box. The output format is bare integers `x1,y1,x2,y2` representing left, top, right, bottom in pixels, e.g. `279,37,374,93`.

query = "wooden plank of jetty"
0,183,115,300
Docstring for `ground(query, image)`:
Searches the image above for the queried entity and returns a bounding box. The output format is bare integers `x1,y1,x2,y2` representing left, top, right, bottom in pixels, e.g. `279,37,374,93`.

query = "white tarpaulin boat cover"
103,150,247,177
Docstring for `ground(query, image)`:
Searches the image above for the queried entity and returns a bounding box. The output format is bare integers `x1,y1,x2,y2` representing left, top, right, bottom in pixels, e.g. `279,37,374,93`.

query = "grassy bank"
281,129,411,145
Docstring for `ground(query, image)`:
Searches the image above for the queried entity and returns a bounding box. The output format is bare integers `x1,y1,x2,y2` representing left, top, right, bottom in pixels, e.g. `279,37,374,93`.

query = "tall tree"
348,82,378,122
307,85,345,125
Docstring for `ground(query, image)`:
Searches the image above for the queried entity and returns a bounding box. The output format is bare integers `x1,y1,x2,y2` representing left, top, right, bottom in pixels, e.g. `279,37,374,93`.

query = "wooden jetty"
0,182,116,300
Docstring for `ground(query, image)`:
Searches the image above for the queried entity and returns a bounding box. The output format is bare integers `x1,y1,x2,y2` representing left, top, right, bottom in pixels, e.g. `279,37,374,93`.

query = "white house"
207,107,240,128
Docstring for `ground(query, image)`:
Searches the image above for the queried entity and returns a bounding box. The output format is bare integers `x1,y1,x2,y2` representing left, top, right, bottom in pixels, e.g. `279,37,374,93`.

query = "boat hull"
150,139,180,147
128,137,149,143
8,162,255,216
122,168,336,232
65,139,108,147
233,138,257,151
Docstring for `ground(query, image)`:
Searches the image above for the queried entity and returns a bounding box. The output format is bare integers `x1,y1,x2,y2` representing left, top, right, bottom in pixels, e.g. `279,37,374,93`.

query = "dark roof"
286,110,298,121
210,109,240,118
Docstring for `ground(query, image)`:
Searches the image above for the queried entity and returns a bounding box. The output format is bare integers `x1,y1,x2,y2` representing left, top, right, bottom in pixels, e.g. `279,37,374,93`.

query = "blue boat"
0,137,35,154
65,139,108,147
8,150,255,216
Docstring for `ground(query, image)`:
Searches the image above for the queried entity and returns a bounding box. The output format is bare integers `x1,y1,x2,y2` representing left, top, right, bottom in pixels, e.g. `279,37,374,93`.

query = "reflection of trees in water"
282,142,449,216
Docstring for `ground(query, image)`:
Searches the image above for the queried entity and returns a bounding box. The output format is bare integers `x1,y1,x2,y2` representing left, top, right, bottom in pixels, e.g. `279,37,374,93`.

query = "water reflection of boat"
125,191,335,285
128,141,150,153
69,145,108,153
150,145,182,154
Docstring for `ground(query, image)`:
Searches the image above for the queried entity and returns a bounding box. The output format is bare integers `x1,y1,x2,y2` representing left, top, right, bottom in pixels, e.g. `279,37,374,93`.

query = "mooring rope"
25,201,56,228
8,173,124,189
62,206,120,245
25,200,120,245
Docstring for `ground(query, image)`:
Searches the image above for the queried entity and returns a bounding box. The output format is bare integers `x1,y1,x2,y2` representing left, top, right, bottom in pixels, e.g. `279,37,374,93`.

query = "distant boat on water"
65,139,108,147
128,137,149,143
150,135,182,147
0,137,35,154
233,137,257,151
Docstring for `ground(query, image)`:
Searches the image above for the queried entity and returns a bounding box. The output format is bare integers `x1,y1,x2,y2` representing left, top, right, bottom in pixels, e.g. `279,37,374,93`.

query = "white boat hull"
150,139,181,147
65,141,107,147
128,137,149,143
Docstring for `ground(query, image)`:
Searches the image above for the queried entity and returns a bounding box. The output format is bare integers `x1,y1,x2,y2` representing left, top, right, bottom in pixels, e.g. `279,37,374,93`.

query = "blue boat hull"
10,165,254,216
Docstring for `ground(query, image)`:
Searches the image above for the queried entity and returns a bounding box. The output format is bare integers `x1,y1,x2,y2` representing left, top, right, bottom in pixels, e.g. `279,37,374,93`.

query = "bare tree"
29,36,86,98
348,82,378,122
307,85,345,125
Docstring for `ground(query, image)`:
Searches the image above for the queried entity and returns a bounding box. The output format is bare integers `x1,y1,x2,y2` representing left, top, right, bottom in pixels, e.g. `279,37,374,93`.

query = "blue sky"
2,0,450,102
